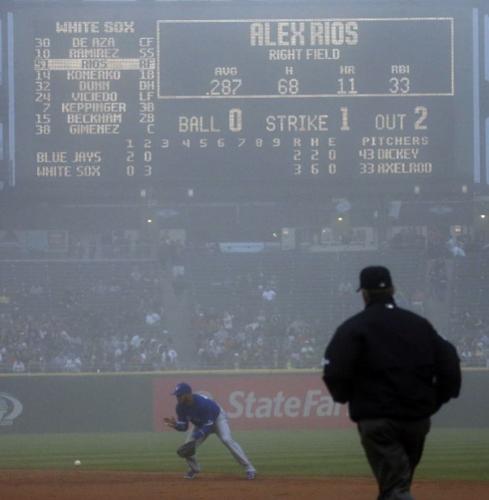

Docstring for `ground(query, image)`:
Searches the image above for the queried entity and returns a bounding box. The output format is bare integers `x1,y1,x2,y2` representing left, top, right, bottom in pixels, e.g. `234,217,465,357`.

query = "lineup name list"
34,29,155,135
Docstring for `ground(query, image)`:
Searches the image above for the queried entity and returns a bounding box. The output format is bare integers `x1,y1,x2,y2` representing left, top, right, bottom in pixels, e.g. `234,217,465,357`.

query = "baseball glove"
177,441,196,458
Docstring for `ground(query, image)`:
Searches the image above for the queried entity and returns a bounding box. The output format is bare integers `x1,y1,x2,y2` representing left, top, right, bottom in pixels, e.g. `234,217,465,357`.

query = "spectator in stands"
64,357,82,372
172,273,186,298
261,285,277,303
410,289,425,315
167,346,179,369
426,227,446,258
0,289,11,308
447,235,466,257
12,358,26,373
157,237,172,270
338,281,354,295
428,259,448,301
145,309,162,326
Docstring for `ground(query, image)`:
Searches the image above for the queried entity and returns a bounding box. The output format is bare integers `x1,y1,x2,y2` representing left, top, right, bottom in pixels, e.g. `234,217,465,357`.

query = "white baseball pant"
184,409,255,474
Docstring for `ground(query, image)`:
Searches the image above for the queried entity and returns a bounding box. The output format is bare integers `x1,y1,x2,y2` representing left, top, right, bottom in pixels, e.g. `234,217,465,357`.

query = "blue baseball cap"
172,382,192,397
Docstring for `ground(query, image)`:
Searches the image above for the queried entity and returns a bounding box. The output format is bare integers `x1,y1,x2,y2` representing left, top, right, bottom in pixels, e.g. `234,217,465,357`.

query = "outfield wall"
0,369,487,434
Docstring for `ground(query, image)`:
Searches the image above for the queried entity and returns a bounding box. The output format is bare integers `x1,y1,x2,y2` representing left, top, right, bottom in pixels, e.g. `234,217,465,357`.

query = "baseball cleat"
184,469,199,480
246,471,256,480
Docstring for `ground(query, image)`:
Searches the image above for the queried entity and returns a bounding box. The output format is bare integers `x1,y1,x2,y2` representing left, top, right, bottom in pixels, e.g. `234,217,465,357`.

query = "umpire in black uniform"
322,266,461,500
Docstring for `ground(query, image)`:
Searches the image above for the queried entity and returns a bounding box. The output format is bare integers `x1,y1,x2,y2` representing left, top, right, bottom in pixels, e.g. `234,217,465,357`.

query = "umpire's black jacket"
322,296,461,422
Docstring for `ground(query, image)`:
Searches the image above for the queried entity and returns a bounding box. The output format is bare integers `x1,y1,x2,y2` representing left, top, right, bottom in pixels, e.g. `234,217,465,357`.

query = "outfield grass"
0,429,488,481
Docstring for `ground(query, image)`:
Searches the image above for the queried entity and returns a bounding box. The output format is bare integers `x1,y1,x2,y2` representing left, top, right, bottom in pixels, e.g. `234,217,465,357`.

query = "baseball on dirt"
74,460,81,466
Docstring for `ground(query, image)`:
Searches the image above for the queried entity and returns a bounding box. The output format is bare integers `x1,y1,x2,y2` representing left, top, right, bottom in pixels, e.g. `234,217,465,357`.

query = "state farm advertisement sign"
153,372,352,431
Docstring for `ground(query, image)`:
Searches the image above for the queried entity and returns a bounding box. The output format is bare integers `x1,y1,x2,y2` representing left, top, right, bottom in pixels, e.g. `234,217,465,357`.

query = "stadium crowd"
192,305,321,370
0,262,179,373
1,231,489,373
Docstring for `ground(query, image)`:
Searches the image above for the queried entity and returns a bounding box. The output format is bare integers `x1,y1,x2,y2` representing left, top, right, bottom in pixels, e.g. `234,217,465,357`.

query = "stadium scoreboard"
0,0,487,199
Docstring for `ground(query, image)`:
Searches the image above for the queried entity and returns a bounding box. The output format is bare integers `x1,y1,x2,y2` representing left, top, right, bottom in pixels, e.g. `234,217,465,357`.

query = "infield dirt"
1,470,488,500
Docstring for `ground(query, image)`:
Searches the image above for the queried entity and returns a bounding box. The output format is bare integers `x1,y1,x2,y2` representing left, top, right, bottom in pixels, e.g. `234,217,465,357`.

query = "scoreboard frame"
0,0,487,203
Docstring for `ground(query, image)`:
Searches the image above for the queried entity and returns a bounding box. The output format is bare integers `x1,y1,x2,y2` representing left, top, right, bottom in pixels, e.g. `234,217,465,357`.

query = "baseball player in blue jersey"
164,382,256,480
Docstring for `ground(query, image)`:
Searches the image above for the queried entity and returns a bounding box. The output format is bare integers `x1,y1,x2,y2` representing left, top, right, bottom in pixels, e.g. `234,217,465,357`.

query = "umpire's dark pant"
357,417,431,500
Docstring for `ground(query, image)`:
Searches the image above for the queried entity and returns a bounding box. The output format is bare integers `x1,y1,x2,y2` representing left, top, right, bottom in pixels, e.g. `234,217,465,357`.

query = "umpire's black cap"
357,266,393,291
